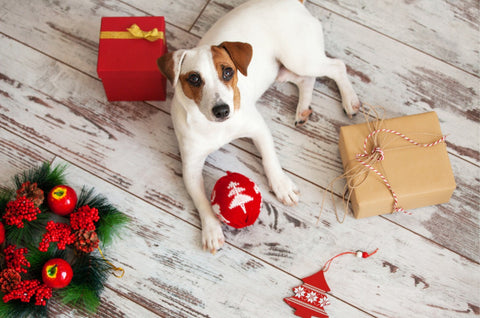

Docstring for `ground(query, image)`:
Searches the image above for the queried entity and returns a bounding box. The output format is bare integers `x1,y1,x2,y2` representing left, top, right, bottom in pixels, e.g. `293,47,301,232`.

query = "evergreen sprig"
76,187,129,246
5,213,50,248
0,299,47,318
12,163,66,198
58,254,111,312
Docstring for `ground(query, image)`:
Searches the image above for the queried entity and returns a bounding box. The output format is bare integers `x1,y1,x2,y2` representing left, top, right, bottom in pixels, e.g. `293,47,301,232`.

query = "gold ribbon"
97,246,125,278
100,23,164,42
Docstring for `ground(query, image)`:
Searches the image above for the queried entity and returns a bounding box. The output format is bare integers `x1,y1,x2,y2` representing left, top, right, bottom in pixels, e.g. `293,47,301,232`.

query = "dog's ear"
219,42,253,76
157,49,187,86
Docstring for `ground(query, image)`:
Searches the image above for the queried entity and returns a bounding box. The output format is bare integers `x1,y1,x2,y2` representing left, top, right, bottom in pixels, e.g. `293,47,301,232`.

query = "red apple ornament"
42,258,73,289
0,222,5,244
210,172,262,228
47,185,77,216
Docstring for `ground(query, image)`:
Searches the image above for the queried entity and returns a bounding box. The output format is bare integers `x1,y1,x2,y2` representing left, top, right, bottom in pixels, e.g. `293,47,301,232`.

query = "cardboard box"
97,16,167,101
338,112,456,218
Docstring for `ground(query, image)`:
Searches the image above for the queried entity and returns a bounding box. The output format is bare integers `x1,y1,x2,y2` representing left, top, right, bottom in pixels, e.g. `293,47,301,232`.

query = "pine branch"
76,187,129,246
13,162,67,198
6,213,50,247
58,254,110,313
0,299,48,318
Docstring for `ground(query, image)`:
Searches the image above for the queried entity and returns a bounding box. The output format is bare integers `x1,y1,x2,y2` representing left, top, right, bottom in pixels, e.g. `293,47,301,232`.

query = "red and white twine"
355,128,447,215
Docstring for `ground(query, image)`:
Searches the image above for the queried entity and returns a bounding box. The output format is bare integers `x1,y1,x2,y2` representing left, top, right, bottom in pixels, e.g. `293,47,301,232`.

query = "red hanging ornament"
284,249,378,318
210,172,262,229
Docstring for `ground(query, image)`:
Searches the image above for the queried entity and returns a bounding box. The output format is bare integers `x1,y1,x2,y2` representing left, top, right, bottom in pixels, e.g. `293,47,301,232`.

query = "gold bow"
100,24,164,42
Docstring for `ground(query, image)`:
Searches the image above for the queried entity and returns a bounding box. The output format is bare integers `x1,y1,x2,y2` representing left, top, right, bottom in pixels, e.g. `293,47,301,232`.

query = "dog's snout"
212,104,230,119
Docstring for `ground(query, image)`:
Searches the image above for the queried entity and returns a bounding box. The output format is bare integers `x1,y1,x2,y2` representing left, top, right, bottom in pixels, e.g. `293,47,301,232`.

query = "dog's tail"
298,0,305,4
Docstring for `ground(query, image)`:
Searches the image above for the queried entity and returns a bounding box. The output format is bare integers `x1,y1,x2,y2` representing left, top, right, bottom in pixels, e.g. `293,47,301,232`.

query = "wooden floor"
1,0,479,317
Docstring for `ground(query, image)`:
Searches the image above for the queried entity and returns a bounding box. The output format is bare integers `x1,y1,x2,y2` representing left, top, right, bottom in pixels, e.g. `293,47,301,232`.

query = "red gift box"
97,16,167,101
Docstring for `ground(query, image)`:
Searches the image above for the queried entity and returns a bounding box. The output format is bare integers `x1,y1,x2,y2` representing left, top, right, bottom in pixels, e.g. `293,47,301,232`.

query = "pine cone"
16,182,44,207
74,229,99,253
0,268,21,293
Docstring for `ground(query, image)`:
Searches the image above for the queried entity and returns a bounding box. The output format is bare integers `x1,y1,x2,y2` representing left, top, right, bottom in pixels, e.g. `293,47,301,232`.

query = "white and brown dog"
158,0,360,253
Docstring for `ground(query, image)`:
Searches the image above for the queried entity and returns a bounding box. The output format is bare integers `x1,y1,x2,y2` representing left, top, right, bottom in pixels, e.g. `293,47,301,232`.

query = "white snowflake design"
318,296,330,307
294,286,305,298
306,291,318,303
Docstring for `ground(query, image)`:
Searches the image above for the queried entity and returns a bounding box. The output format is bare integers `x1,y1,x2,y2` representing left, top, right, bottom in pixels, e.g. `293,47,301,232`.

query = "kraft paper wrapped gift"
97,16,167,101
338,111,456,218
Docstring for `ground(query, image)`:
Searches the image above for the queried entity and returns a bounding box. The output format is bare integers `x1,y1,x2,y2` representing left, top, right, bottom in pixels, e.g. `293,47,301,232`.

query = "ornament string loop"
321,248,378,272
97,246,125,278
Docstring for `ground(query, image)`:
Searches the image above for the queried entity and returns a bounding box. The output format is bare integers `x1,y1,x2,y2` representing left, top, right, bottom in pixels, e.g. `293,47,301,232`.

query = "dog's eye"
222,67,234,81
187,73,202,87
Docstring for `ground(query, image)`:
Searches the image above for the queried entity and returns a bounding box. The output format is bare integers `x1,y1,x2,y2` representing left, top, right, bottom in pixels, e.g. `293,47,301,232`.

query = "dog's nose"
212,104,230,119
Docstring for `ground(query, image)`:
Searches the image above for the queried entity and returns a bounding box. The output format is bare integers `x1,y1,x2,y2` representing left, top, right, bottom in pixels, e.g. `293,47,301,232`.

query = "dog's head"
157,42,252,122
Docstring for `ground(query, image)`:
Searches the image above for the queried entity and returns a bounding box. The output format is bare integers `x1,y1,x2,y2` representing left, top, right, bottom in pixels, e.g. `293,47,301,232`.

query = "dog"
157,0,360,253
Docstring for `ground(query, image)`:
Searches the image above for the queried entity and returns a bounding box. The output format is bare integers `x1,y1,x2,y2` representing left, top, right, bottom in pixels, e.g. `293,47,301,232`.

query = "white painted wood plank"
0,129,54,185
0,33,478,317
0,0,202,81
311,0,480,75
52,158,372,318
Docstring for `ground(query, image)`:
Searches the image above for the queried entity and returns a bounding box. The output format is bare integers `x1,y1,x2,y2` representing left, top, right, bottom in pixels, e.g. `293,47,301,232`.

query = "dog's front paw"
343,95,362,118
201,216,225,254
269,173,299,206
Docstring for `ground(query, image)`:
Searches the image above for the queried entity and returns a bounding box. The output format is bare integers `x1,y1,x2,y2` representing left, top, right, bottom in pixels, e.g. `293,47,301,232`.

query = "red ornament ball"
210,172,262,228
42,258,73,289
47,185,77,216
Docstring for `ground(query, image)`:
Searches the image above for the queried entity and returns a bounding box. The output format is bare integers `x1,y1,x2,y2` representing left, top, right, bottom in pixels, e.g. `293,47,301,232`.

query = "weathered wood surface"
0,0,479,317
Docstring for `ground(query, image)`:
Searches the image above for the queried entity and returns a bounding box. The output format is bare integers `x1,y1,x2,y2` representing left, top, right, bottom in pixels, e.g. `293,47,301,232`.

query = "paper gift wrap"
97,16,167,101
338,112,456,218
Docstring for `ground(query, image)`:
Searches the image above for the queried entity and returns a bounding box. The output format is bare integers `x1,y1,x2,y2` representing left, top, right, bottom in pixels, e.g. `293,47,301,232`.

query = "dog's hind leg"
312,57,361,117
276,67,315,127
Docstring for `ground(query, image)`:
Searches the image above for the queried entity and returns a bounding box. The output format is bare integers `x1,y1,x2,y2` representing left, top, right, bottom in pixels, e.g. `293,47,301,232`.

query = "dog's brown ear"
157,49,186,86
219,42,252,76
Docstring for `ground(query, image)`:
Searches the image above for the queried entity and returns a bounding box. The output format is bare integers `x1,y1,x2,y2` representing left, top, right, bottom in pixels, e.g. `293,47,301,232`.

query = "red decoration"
47,185,78,216
39,221,75,252
284,271,331,318
4,245,30,274
0,222,5,244
3,196,41,228
3,279,52,306
284,249,379,318
70,205,100,231
97,16,167,101
210,172,262,229
42,258,73,289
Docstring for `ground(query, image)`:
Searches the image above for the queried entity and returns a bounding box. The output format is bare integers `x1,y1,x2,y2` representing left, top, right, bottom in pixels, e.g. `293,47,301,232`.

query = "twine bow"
318,106,447,223
100,24,164,42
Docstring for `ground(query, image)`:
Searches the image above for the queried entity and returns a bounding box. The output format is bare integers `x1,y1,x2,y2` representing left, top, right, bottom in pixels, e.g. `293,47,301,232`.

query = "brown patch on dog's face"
179,71,204,105
211,46,241,110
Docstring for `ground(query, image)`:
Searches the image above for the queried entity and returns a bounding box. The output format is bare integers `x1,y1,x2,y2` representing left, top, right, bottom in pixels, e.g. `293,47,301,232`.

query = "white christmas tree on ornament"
227,181,253,214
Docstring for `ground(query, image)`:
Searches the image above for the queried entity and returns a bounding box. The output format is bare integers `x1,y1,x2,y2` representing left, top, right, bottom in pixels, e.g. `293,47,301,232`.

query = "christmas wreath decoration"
0,163,129,317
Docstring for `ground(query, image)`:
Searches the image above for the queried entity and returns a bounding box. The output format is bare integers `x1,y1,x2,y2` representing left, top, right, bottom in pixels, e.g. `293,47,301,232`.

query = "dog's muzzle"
212,103,230,120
